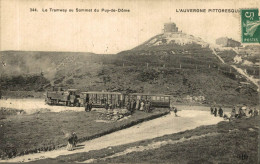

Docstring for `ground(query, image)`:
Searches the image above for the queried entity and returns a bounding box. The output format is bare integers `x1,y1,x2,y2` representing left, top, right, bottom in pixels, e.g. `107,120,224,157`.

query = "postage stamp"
241,8,260,43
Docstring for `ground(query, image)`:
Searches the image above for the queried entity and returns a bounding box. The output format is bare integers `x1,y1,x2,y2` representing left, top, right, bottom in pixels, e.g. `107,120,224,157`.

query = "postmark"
241,8,260,43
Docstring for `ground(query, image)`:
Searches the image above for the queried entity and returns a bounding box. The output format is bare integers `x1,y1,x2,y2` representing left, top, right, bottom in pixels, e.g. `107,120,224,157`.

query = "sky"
0,0,259,54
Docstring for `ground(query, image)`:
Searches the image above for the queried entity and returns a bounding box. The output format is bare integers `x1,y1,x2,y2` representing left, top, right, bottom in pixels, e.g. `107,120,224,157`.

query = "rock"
113,116,119,120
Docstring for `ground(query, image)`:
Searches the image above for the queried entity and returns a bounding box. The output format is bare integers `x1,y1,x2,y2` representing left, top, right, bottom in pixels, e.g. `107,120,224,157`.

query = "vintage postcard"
0,0,259,163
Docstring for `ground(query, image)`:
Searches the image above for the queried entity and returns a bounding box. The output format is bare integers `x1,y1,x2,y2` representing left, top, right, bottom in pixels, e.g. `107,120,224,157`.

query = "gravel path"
1,108,224,163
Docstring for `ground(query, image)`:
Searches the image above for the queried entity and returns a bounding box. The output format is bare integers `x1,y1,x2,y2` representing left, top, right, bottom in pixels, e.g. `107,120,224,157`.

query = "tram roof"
80,91,122,95
129,93,171,97
67,89,78,91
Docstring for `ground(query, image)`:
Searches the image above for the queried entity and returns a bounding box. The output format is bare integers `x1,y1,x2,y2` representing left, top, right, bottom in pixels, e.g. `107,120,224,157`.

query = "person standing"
126,101,130,111
105,103,109,110
89,101,93,111
67,134,74,151
133,100,136,112
145,101,149,113
136,99,140,110
231,107,236,119
147,101,151,112
254,108,259,116
130,100,133,111
248,107,253,117
210,107,214,114
218,107,223,117
85,102,89,112
72,132,78,148
174,107,178,117
140,101,144,111
238,107,244,118
214,108,217,117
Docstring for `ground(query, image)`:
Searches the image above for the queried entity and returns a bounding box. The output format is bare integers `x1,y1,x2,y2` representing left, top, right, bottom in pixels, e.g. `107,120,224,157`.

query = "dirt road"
0,99,85,114
1,109,224,163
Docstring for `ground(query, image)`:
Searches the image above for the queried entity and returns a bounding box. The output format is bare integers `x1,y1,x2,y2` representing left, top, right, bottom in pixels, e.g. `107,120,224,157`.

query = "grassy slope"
0,43,258,106
35,116,259,164
0,109,168,159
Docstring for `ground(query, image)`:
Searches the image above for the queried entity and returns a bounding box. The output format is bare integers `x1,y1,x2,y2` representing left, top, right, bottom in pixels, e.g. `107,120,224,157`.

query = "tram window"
94,94,97,103
165,97,169,101
156,96,160,100
152,96,156,100
97,94,101,103
161,97,164,101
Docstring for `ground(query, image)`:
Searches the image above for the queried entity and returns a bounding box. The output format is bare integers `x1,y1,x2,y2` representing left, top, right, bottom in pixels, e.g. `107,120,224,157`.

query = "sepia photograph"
0,0,259,163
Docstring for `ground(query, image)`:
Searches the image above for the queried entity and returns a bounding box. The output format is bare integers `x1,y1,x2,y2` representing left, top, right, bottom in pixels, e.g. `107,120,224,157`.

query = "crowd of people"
210,106,223,117
229,106,259,119
210,105,259,121
126,99,152,113
84,99,152,113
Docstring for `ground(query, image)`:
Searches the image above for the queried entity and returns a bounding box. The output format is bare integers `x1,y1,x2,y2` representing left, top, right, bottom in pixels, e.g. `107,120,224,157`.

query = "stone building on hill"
216,37,241,47
164,22,179,33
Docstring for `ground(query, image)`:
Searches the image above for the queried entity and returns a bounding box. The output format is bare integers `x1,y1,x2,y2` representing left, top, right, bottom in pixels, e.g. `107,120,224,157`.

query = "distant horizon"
0,32,248,54
1,0,258,54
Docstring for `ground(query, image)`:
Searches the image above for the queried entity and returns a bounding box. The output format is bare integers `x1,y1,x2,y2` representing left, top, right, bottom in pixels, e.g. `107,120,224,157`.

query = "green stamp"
241,8,260,43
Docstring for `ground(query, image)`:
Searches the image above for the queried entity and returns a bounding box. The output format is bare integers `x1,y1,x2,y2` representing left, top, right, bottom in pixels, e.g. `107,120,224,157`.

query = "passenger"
174,107,178,117
133,100,136,112
254,108,259,116
140,101,144,111
234,106,240,118
218,107,223,117
248,107,253,117
67,134,74,151
147,101,151,112
89,101,93,111
238,107,245,118
145,101,150,113
127,101,131,111
105,103,109,110
85,102,89,112
72,132,78,147
214,108,217,117
210,107,214,114
130,100,135,113
136,99,140,110
230,107,236,119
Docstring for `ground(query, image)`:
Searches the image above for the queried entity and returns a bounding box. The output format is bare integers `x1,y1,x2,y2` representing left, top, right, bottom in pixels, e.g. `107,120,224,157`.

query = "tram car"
79,91,124,108
128,93,171,108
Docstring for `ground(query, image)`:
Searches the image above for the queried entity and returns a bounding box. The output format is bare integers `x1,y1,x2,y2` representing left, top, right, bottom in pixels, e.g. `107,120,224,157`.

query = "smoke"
0,52,58,81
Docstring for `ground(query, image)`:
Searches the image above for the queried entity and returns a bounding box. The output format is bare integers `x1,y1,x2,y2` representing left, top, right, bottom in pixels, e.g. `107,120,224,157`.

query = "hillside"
0,33,259,105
